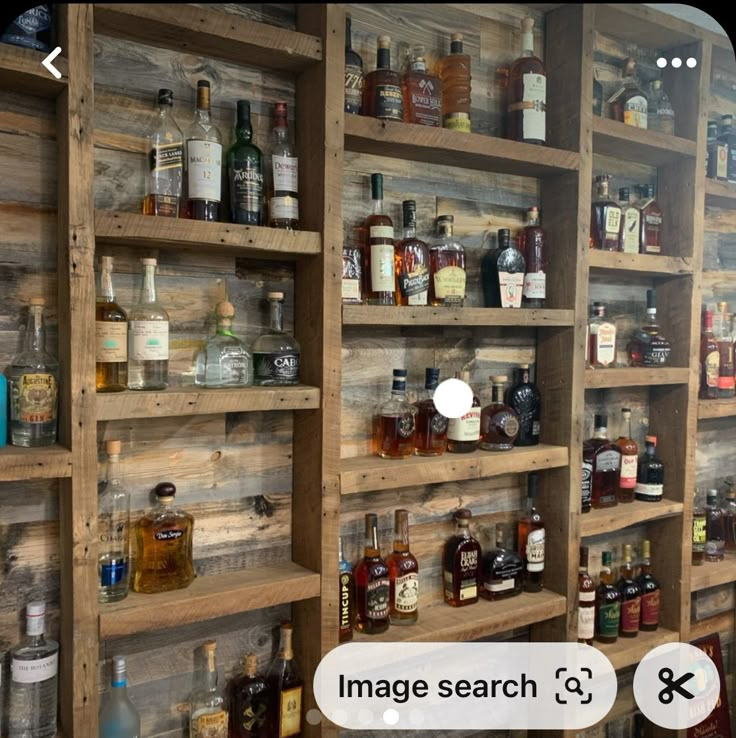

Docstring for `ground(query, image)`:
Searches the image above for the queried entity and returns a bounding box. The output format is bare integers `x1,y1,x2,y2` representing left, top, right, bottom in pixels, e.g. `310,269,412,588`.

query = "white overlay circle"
433,378,473,419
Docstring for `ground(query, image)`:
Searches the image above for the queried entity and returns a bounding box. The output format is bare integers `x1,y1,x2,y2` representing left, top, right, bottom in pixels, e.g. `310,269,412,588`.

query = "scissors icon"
658,668,695,704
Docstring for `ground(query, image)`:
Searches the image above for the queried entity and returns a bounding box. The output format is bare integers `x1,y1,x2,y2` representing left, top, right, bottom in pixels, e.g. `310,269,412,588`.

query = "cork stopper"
141,257,157,267
30,297,45,306
521,17,534,33
454,508,472,520
244,653,258,677
451,33,463,42
106,440,122,456
215,301,236,320
491,375,508,383
267,291,285,300
100,255,114,269
204,640,217,672
378,35,391,49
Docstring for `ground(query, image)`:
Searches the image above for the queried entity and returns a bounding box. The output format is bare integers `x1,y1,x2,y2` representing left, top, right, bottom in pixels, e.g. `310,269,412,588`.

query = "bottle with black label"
1,5,52,51
355,513,390,634
252,292,301,386
634,435,664,503
227,100,263,225
344,15,364,115
363,35,403,121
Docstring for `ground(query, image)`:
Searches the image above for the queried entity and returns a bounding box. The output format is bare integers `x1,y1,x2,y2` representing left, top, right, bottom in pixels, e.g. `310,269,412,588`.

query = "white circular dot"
687,57,697,68
657,57,668,68
383,708,400,726
331,708,348,726
671,57,682,68
410,709,425,726
358,708,373,726
433,377,473,419
306,709,323,725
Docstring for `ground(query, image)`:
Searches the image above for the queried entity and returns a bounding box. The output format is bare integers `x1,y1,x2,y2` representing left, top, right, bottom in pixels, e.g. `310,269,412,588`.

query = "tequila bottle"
355,514,390,633
96,255,128,393
252,292,300,386
195,301,252,388
373,369,416,459
429,215,466,307
189,641,228,738
229,653,271,738
99,655,140,738
268,102,299,230
443,508,481,607
266,623,303,737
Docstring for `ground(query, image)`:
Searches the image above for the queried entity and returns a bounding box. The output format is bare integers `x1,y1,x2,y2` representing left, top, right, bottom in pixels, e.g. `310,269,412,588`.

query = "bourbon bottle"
595,551,622,644
700,310,720,399
355,514,390,634
590,175,622,251
584,414,620,509
636,540,660,631
481,523,523,601
395,200,430,306
518,473,545,592
443,508,481,607
627,289,671,367
577,546,595,645
338,536,355,643
429,215,466,307
439,33,472,132
616,544,641,638
363,35,403,121
610,57,648,129
507,16,546,144
414,367,448,456
386,509,419,625
402,45,442,127
615,408,638,503
446,370,481,453
373,369,416,459
364,173,396,306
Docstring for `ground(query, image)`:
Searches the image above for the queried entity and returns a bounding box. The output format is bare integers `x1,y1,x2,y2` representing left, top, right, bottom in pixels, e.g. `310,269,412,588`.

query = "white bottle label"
96,322,128,363
526,529,545,572
272,154,298,193
394,572,419,613
523,271,546,299
270,196,299,220
487,578,515,593
434,266,466,301
447,407,481,441
187,140,222,201
12,652,58,683
596,449,620,473
635,482,663,499
604,208,621,240
370,243,395,292
578,605,595,640
129,321,169,361
620,454,638,488
624,95,648,129
622,209,640,253
499,271,524,308
593,323,616,366
342,278,361,301
522,72,546,142
369,225,394,240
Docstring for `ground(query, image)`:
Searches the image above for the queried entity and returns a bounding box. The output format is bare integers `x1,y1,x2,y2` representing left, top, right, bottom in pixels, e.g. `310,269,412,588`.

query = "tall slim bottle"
96,255,128,393
507,17,546,144
338,536,356,643
717,301,735,397
354,513,390,633
615,408,638,503
519,206,546,308
363,173,396,305
100,656,141,738
268,102,299,230
577,546,595,645
344,15,364,115
395,200,430,306
189,641,228,738
227,100,264,226
439,33,471,132
386,509,419,625
267,623,303,738
700,309,720,399
518,473,545,592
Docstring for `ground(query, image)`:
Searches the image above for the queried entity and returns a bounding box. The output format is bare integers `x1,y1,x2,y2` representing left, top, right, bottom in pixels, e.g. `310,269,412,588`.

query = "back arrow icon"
42,47,62,79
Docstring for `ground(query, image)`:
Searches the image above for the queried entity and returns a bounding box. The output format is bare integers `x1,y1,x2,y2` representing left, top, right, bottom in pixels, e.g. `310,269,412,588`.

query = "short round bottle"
480,376,520,451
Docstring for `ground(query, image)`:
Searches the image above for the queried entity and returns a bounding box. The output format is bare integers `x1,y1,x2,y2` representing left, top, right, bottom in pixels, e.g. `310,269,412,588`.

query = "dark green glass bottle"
227,100,264,225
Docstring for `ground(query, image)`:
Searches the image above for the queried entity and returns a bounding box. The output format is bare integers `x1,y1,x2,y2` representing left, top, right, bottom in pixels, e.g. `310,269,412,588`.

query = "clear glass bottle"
143,88,184,218
443,508,481,607
700,309,720,399
100,655,141,738
615,408,638,503
127,258,169,391
636,539,660,632
189,641,228,738
705,489,725,562
618,188,641,254
518,473,545,592
609,57,648,129
507,16,546,144
588,303,617,368
402,45,442,127
228,653,271,738
484,228,526,308
338,536,356,643
268,102,299,230
344,14,364,115
590,174,622,251
595,551,621,644
635,435,664,503
414,367,447,456
616,544,641,638
519,207,546,308
584,414,620,509
505,364,541,446
446,370,481,454
481,523,523,601
429,215,466,307
98,439,130,604
480,375,520,451
7,601,59,738
96,255,128,393
439,33,471,132
266,623,303,737
363,35,403,121
354,514,390,633
693,490,707,566
648,80,675,135
386,509,419,625
195,301,252,388
637,184,663,255
577,546,595,645
373,368,416,459
227,100,264,226
363,172,396,306
627,289,671,367
395,200,430,306
8,298,59,447
252,292,300,386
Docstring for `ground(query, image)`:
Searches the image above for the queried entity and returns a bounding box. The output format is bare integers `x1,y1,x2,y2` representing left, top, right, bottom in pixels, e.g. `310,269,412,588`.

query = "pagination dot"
306,709,323,725
686,57,697,68
383,708,400,726
671,57,682,68
657,57,667,68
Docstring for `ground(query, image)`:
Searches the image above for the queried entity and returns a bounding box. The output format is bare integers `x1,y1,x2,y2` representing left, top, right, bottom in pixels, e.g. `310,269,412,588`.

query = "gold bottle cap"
204,639,216,654
215,301,236,319
106,440,122,455
267,291,285,300
519,364,530,370
30,297,45,306
642,539,651,558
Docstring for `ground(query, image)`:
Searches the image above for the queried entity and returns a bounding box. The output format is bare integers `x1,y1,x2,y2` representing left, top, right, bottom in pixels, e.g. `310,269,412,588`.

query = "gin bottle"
8,298,59,447
7,602,59,738
195,301,252,388
99,655,140,738
190,641,228,738
252,292,300,386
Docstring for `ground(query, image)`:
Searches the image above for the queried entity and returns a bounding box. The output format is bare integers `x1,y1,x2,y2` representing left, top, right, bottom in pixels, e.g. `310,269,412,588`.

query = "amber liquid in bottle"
507,17,546,144
439,33,471,132
266,622,303,738
700,310,720,399
616,544,641,638
355,513,390,634
395,200,430,306
443,508,481,607
363,35,403,121
386,509,419,625
414,368,447,456
364,173,396,306
595,551,622,644
518,473,544,592
446,370,481,453
636,539,660,632
577,546,596,645
96,255,128,392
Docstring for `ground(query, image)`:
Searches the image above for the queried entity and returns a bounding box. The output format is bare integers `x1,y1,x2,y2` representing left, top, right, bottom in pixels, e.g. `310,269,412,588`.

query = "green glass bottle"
227,100,264,226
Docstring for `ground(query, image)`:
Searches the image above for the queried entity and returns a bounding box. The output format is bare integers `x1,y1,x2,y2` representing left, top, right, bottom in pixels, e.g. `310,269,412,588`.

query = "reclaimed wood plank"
698,398,736,419
0,44,68,99
705,179,736,209
691,553,736,592
584,367,691,389
0,445,72,481
588,250,694,277
342,306,575,327
581,501,684,539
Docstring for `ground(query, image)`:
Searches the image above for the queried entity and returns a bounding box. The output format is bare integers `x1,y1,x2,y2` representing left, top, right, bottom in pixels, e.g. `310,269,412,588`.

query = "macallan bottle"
519,207,546,308
344,15,364,115
595,551,621,644
414,367,448,456
387,509,419,625
479,376,520,452
446,370,481,453
373,369,416,459
395,200,430,306
96,255,128,393
585,414,620,509
481,523,523,601
577,546,595,645
505,364,541,447
637,184,662,255
590,175,622,251
616,544,641,638
700,310,720,399
364,173,396,305
355,514,390,634
615,408,638,503
266,623,303,738
363,35,403,121
507,16,546,144
636,540,660,631
439,33,471,132
429,215,466,307
338,536,356,643
443,508,481,607
588,303,617,368
268,102,299,231
618,188,641,254
402,45,442,127
518,473,545,592
229,653,271,738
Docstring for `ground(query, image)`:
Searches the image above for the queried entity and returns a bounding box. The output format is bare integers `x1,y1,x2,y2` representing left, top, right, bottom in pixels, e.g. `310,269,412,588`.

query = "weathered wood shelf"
698,398,736,419
702,270,736,291
344,115,580,178
593,3,704,48
588,250,693,277
352,590,567,642
0,445,73,481
94,211,322,259
342,306,575,327
584,367,691,389
0,44,68,98
592,117,697,166
96,386,320,420
705,179,736,209
99,561,320,638
690,552,736,592
595,627,680,671
581,500,684,538
340,444,569,495
93,4,322,72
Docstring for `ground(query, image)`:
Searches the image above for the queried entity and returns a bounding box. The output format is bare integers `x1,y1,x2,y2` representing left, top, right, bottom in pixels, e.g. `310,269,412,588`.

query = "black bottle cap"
450,32,463,54
158,89,173,106
236,100,251,122
498,228,511,248
706,489,718,501
393,368,407,378
594,413,607,427
527,472,538,497
154,481,176,498
580,546,589,566
197,79,210,89
454,508,472,520
402,200,417,228
425,367,440,388
371,173,383,201
646,289,656,309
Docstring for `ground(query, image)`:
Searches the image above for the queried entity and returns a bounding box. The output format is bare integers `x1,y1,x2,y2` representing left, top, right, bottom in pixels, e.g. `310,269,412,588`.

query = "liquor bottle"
355,514,390,633
133,481,195,594
595,551,622,644
363,35,403,121
446,370,481,454
402,45,442,127
584,414,620,509
338,536,356,643
724,484,736,551
577,546,595,645
581,449,593,514
98,440,130,604
635,436,664,503
268,102,299,230
344,15,364,115
8,298,59,447
252,292,301,386
7,602,59,738
588,303,617,368
710,117,729,181
637,184,663,255
386,509,419,625
518,473,545,592
194,301,252,388
590,175,622,251
636,540,660,631
648,80,675,135
443,508,481,607
627,290,671,367
439,33,471,132
342,227,364,305
1,5,52,51
615,408,638,503
519,207,546,308
267,623,303,738
96,256,128,393
227,100,264,226
593,70,603,117
609,57,648,129
692,491,707,566
700,309,720,399
505,364,541,447
483,228,525,308
618,188,641,254
429,215,466,307
616,544,641,638
507,17,546,144
100,655,141,738
480,376,520,451
143,89,184,218
719,114,736,184
480,523,523,601
395,200,430,306
717,301,735,397
363,173,396,306
706,120,719,178
414,367,448,456
705,489,725,562
229,653,271,738
373,368,416,459
0,374,7,448
189,642,227,738
184,80,222,221
127,258,169,391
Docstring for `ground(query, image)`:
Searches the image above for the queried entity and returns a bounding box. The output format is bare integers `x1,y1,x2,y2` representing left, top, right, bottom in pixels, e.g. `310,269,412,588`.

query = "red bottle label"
620,597,641,633
641,590,660,627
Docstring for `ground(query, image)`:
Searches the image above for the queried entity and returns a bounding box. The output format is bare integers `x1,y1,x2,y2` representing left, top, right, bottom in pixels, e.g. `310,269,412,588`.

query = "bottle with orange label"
588,303,617,368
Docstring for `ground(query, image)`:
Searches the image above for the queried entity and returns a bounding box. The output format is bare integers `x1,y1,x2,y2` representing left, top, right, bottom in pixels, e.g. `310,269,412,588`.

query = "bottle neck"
216,317,234,337
456,520,470,537
99,262,115,302
521,31,534,58
377,47,390,70
236,117,253,143
393,513,410,553
646,443,656,458
25,305,46,353
139,264,158,304
25,613,46,647
273,117,288,143
158,103,173,123
345,18,352,50
364,521,380,557
593,425,608,439
403,222,416,240
205,651,219,691
111,664,128,690
278,628,294,661
106,454,121,486
491,384,504,403
645,307,658,326
438,223,453,238
372,196,384,216
598,181,610,198
269,300,284,334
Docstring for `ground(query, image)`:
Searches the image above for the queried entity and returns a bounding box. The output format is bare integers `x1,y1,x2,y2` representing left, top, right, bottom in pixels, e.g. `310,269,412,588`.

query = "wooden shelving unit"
0,445,73,481
588,250,693,277
595,628,680,671
580,501,684,538
705,179,736,208
698,398,736,419
584,367,691,389
0,43,67,98
691,553,736,592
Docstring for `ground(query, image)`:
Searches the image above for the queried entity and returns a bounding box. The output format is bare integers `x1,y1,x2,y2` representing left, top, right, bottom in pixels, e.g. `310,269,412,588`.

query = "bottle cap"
267,291,285,300
106,440,121,455
154,481,176,498
646,289,656,309
377,35,391,48
112,655,127,678
236,99,251,120
245,653,258,676
27,601,46,617
521,16,534,33
393,368,408,377
707,489,718,501
425,367,440,386
601,551,612,566
100,255,114,269
197,79,210,89
619,187,630,200
158,88,174,106
722,114,733,124
215,301,236,319
519,363,530,370
204,640,217,654
623,543,633,560
141,257,157,266
642,539,651,558
451,32,463,42
454,508,472,520
274,101,288,116
594,413,607,427
402,200,417,226
30,297,45,306
651,79,662,90
621,407,631,414
437,214,454,225
371,173,384,200
646,434,657,444
491,375,508,383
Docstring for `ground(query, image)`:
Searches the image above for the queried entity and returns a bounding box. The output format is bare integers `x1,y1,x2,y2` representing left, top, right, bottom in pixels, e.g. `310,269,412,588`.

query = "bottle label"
394,572,419,613
374,84,403,120
191,709,228,738
12,652,58,683
581,460,593,509
705,350,719,388
619,454,638,488
634,482,663,499
499,271,524,308
596,449,620,473
187,140,222,201
342,247,362,302
716,143,729,179
11,5,52,34
431,412,449,435
604,207,622,239
447,407,481,441
407,81,442,127
495,411,520,439
15,373,57,424
253,351,300,384
340,573,353,629
366,577,390,619
486,577,515,593
444,114,471,132
152,141,184,173
397,412,415,439
593,323,616,366
270,196,298,221
641,590,660,627
578,604,595,640
100,558,129,587
154,529,184,541
642,214,661,254
705,538,725,557
521,72,546,142
523,271,546,300
526,529,545,572
598,601,621,638
369,226,393,240
634,331,671,365
231,163,263,215
96,321,128,363
342,278,361,301
399,264,430,301
345,64,364,113
486,557,523,592
620,597,641,633
370,243,396,292
622,209,640,253
279,686,302,738
718,375,735,390
434,265,466,301
693,517,707,546
272,154,298,193
129,321,169,361
624,96,648,128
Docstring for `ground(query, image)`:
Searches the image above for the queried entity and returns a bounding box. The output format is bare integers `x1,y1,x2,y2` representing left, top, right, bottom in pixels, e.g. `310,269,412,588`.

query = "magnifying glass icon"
566,677,584,696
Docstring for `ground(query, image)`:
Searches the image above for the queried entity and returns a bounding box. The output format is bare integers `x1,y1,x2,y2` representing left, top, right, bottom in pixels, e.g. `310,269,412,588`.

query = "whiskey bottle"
252,292,301,386
402,45,442,127
1,5,52,51
595,551,621,644
338,536,356,643
443,508,481,607
267,623,303,738
8,298,59,447
344,15,364,115
707,120,727,180
648,80,675,135
99,655,141,738
342,226,364,304
705,489,725,562
636,540,660,631
395,200,430,306
637,184,663,255
133,481,195,594
227,100,264,226
144,88,184,218
189,641,228,738
446,370,481,454
414,367,448,456
518,473,545,592
581,451,593,514
96,256,128,393
355,513,390,634
519,207,546,308
429,215,466,307
618,188,641,254
588,303,617,368
98,440,130,604
439,33,471,132
719,114,736,184
481,523,523,601
692,491,707,566
363,35,403,121
373,369,416,459
590,175,622,251
268,102,299,230
585,414,620,509
0,374,7,448
505,364,541,447
507,16,546,144
717,301,735,397
127,258,169,391
577,546,595,645
609,57,648,129
195,301,252,388
484,228,525,308
635,435,664,503
479,375,520,451
616,544,641,638
184,80,222,221
627,289,671,366
228,653,271,738
700,309,720,399
364,173,396,306
387,509,419,625
593,70,603,117
615,408,638,503
724,484,736,551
